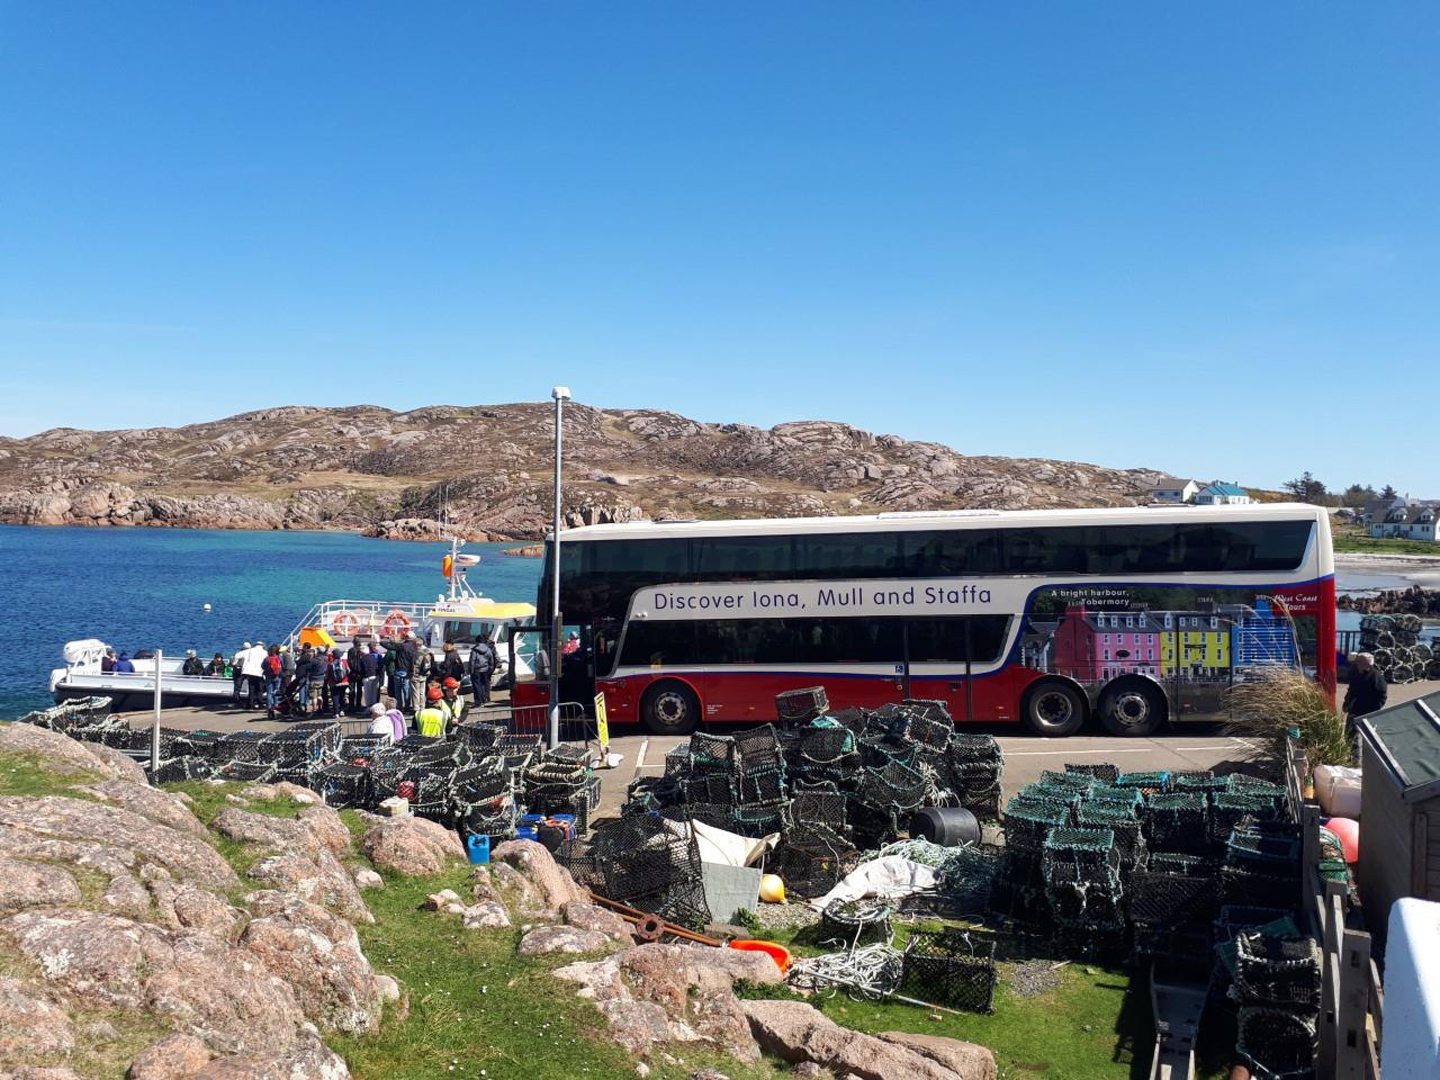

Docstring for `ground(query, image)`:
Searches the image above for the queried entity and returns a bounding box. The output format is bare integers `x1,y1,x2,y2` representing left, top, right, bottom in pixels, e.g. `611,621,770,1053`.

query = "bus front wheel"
1021,681,1086,737
1099,680,1166,737
640,681,701,736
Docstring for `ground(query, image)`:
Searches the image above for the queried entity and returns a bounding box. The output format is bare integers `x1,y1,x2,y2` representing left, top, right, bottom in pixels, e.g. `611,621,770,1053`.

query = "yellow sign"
594,692,610,754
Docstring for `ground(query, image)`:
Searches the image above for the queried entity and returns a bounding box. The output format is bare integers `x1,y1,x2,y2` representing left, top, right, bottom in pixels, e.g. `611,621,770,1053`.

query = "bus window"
907,616,1012,663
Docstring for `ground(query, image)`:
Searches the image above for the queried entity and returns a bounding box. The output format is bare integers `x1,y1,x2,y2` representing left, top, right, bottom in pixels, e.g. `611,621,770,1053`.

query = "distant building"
1369,503,1439,542
1051,605,1162,681
1360,496,1409,526
1194,482,1252,506
1148,477,1201,504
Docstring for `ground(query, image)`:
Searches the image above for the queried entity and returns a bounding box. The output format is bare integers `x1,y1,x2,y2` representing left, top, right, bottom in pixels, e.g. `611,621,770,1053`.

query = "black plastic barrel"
909,806,981,847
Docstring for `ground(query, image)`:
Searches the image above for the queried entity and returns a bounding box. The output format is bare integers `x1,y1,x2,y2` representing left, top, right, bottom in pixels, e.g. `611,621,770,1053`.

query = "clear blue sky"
2,3,1436,497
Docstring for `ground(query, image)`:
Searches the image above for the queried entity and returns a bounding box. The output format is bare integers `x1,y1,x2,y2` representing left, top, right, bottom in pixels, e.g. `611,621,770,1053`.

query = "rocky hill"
0,403,1181,540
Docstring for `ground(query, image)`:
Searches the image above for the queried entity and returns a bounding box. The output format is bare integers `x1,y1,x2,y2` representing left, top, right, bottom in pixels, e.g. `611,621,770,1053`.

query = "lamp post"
548,385,571,749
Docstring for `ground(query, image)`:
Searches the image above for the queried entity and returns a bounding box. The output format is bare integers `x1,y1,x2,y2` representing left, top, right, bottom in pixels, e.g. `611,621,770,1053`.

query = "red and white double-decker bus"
515,504,1335,736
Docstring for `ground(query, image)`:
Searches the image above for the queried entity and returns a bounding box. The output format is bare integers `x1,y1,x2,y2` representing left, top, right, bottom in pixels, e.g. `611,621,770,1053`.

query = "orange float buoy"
728,939,792,974
1323,816,1360,864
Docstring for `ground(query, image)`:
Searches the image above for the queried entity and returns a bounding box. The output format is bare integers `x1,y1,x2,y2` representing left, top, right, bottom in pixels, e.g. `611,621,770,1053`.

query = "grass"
0,750,102,798
1225,667,1353,767
1332,526,1440,557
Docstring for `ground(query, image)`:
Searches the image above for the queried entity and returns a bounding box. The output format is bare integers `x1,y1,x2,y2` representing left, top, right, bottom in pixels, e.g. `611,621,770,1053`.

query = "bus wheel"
1021,681,1085,737
641,681,700,736
1100,681,1166,737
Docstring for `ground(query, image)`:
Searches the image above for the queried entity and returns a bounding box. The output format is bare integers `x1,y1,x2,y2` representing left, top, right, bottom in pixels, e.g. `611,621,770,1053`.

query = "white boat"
49,539,538,709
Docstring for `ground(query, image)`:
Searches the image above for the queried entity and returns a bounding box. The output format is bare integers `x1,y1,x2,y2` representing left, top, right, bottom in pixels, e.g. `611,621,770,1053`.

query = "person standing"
437,642,465,685
393,633,416,712
346,639,368,714
262,645,284,719
1343,652,1388,731
231,642,249,703
324,649,349,717
240,641,266,709
417,686,449,738
362,644,383,709
440,677,468,726
468,638,498,707
410,639,432,716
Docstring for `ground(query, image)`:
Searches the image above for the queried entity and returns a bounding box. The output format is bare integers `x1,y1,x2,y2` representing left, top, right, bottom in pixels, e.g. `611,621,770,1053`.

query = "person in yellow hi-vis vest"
417,686,449,738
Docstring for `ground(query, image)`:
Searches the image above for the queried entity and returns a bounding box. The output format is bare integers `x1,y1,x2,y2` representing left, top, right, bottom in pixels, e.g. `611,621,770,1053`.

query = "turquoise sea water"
0,525,544,717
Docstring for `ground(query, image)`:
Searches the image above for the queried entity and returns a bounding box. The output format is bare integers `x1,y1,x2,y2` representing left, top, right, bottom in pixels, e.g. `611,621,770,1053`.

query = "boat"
49,538,539,709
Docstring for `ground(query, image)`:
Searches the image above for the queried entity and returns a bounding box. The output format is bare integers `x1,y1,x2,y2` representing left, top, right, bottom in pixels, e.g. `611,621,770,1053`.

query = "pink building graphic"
1051,604,1162,681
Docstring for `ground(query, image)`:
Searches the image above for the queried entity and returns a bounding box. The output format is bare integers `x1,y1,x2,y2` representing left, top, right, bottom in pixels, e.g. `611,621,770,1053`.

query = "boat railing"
288,599,441,646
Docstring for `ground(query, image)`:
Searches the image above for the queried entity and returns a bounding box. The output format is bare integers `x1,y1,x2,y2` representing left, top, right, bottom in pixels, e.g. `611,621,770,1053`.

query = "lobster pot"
337,734,390,766
1232,932,1323,1009
790,790,849,831
1145,793,1210,856
895,699,954,753
901,930,997,1013
454,720,503,753
218,730,273,764
1065,761,1120,784
286,721,342,756
173,729,228,763
315,762,374,809
663,742,693,778
733,724,784,772
496,733,542,771
688,732,735,774
461,795,518,840
592,814,711,929
149,756,213,784
257,728,327,766
774,685,829,725
731,801,790,838
1236,1007,1318,1080
769,825,856,899
217,761,278,783
819,897,892,946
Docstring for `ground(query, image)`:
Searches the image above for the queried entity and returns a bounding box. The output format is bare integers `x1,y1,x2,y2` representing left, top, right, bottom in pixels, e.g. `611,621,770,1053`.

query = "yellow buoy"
759,874,786,903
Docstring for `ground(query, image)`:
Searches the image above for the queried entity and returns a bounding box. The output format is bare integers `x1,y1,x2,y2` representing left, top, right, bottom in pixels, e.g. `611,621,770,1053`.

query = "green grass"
329,865,785,1080
0,750,102,798
1332,526,1440,556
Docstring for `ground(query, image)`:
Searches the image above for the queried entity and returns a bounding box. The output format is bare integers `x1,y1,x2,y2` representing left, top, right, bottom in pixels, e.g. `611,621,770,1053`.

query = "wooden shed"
1356,689,1440,945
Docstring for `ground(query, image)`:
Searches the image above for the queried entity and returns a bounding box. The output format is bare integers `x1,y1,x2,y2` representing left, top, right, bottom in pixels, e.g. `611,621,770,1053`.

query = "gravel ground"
748,901,821,934
1004,958,1065,998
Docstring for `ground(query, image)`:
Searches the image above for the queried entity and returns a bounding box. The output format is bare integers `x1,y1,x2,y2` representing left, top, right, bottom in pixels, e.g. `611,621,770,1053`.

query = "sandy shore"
1335,552,1440,590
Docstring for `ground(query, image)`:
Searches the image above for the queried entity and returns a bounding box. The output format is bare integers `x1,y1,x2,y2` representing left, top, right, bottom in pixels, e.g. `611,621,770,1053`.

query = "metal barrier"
506,701,594,745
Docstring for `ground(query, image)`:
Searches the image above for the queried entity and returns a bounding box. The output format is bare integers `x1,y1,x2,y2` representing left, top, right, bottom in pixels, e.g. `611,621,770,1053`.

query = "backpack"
328,659,347,684
414,650,432,676
469,642,496,679
264,655,282,677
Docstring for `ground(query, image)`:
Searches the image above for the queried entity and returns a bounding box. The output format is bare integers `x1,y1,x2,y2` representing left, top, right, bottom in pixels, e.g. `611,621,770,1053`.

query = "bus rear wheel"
640,680,701,736
1021,681,1086,737
1099,680,1166,737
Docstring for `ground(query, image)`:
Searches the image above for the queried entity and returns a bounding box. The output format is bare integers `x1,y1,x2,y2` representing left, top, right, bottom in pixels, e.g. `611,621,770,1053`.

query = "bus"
515,504,1336,737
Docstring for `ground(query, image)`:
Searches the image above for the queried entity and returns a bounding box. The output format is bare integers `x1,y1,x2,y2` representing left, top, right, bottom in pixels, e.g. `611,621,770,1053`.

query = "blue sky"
2,3,1436,496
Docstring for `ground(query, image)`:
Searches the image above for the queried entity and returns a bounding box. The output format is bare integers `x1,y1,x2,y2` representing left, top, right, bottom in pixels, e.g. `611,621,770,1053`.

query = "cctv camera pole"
150,649,163,773
548,386,571,750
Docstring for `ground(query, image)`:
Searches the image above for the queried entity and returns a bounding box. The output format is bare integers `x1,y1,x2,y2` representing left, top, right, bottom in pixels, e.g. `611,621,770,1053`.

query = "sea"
0,525,1429,718
0,525,544,718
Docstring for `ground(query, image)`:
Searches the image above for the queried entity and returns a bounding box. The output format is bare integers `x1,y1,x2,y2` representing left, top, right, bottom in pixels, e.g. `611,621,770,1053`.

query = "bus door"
902,617,975,723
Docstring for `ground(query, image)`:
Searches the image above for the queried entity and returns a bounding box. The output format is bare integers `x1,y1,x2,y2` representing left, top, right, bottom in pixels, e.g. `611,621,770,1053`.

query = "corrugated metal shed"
1356,690,1440,945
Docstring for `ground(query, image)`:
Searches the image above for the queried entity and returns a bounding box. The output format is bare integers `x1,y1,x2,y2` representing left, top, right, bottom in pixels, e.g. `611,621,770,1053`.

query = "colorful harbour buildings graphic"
1041,598,1299,682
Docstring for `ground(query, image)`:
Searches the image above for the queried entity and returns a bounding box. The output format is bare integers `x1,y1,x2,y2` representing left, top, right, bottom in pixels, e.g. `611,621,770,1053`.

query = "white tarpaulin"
662,818,778,867
809,855,939,910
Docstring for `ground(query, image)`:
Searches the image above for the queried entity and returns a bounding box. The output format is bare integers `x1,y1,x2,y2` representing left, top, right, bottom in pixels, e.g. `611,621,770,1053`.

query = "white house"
1370,504,1439,542
1148,477,1200,504
1194,482,1253,506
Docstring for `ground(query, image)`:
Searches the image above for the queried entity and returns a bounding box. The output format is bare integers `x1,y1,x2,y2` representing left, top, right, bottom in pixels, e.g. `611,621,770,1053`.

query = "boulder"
352,868,384,890
81,742,150,785
491,839,587,911
79,779,208,837
0,796,237,890
212,808,324,859
0,974,74,1059
422,888,462,911
189,1031,350,1079
461,901,511,930
516,925,610,957
360,816,463,876
296,805,351,855
147,879,245,939
0,723,120,779
127,1033,215,1079
240,894,383,1035
0,857,81,914
741,999,978,1080
562,900,632,940
100,870,153,919
877,1033,997,1080
246,851,371,924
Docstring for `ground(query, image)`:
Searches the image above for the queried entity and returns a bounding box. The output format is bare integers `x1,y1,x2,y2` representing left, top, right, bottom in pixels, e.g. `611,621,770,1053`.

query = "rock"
0,857,82,914
443,902,466,916
81,742,150,785
491,839,587,911
374,974,401,1002
272,782,321,805
188,1031,350,1079
422,888,463,911
360,816,463,876
148,879,245,939
516,925,610,957
5,1068,86,1080
741,999,974,1080
127,1033,215,1078
240,893,383,1035
296,805,351,856
791,1066,830,1079
101,870,153,918
0,974,74,1058
688,1071,730,1080
0,911,305,1055
213,808,324,859
79,778,209,836
487,862,547,917
461,901,511,930
352,867,384,890
246,851,371,924
0,795,237,890
562,900,633,940
0,723,122,779
877,1033,997,1080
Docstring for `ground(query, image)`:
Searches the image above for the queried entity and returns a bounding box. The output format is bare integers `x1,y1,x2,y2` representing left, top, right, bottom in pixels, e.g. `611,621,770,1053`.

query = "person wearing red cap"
440,676,468,726
417,685,448,738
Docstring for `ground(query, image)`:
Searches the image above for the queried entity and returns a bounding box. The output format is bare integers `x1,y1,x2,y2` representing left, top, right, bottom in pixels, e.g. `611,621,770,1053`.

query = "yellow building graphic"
1159,613,1231,676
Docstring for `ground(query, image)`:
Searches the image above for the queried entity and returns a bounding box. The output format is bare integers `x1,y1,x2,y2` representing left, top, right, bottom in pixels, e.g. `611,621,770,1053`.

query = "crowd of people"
103,634,502,737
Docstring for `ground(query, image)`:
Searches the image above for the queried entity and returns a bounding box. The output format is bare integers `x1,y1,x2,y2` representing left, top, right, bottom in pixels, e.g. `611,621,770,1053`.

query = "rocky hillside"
0,403,1177,540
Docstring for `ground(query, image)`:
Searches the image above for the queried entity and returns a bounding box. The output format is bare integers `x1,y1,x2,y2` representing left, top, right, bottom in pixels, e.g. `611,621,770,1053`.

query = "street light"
548,386,571,749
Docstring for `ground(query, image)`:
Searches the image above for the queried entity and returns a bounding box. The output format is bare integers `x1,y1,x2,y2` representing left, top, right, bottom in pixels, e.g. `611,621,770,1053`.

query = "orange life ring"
381,610,412,640
331,611,364,639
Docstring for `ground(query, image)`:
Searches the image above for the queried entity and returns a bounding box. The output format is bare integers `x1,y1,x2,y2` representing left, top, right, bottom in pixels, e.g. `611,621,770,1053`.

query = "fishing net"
1236,1007,1318,1080
769,825,857,899
150,756,213,784
819,897,894,947
688,732,735,771
791,789,849,830
591,814,710,929
901,929,996,1012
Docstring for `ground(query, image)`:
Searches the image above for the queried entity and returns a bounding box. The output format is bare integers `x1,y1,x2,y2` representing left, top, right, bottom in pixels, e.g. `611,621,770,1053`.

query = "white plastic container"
1315,764,1362,819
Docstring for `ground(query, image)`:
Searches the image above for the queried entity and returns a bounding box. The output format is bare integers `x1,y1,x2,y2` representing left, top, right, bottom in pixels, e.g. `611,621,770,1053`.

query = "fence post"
1338,927,1373,1080
1318,880,1347,1079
